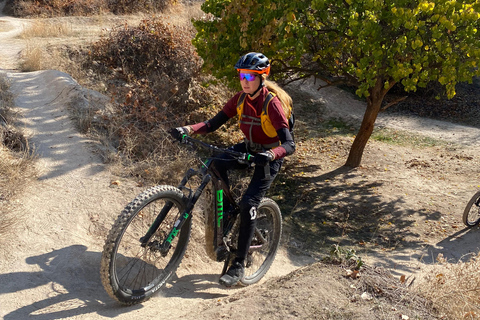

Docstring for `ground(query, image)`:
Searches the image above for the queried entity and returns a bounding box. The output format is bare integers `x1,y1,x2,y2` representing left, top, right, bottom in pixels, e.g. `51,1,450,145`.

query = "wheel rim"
244,205,278,280
466,198,480,225
113,197,183,295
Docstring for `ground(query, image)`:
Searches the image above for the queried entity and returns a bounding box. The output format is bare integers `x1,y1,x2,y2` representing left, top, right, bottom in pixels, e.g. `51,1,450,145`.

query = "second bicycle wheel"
463,190,480,227
100,185,190,305
241,197,282,285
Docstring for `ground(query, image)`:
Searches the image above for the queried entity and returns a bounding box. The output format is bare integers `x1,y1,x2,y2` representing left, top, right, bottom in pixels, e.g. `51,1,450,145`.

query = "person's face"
239,72,261,95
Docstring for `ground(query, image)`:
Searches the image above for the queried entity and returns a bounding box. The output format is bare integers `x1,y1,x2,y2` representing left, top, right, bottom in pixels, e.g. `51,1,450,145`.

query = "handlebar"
181,135,256,164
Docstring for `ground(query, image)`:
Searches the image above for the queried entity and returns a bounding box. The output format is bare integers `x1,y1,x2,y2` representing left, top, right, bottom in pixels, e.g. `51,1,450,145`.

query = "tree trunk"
344,78,386,167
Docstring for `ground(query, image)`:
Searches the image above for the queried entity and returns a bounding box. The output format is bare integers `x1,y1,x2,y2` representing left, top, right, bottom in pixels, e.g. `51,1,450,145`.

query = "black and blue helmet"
234,52,270,75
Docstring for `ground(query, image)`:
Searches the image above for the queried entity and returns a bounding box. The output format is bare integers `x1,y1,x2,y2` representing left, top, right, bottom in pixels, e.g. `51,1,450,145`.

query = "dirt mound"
193,262,438,320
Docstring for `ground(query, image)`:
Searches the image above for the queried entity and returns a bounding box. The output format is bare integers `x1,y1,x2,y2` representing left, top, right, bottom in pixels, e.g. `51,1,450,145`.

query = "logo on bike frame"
216,189,223,227
165,212,189,244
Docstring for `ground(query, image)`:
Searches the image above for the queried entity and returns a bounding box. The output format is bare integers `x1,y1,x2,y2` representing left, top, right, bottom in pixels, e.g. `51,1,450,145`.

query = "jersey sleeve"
189,91,242,134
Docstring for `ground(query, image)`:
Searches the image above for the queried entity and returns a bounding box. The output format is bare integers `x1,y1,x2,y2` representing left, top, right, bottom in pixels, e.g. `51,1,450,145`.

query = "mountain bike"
463,189,480,227
100,135,283,305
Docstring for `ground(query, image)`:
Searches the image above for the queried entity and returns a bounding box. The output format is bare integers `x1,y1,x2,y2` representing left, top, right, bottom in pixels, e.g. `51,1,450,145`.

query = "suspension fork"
140,168,199,247
156,173,212,253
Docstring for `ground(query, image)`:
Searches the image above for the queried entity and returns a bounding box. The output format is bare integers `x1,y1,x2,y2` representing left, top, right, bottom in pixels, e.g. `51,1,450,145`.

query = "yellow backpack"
236,92,294,138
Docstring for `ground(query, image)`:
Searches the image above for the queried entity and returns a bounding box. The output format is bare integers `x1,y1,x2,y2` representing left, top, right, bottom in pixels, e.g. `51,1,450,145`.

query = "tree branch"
381,96,407,111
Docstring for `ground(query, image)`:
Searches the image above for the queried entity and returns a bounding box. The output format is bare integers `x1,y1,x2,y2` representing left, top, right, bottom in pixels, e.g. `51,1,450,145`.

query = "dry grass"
19,20,73,38
0,74,37,242
18,20,74,72
418,253,480,319
19,41,44,71
0,146,37,240
163,2,205,25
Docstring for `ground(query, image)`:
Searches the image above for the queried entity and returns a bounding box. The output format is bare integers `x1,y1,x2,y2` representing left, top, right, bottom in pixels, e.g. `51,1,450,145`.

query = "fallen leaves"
346,269,360,279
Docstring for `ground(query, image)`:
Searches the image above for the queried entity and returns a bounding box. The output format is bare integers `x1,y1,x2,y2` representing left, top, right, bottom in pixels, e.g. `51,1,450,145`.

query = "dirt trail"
0,68,304,319
0,0,26,70
0,5,304,319
2,2,480,319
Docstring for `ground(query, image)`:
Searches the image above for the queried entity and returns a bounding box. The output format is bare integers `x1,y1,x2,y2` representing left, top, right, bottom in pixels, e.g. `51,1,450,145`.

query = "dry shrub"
8,0,175,17
419,253,480,319
0,75,15,123
0,75,26,151
75,17,239,183
0,75,36,242
90,18,200,90
106,0,174,14
87,19,202,160
10,0,109,17
355,265,440,318
0,126,28,152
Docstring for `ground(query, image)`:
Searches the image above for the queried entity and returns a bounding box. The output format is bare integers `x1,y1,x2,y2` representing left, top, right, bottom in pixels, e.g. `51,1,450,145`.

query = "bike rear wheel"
223,197,282,286
100,185,190,305
463,190,480,227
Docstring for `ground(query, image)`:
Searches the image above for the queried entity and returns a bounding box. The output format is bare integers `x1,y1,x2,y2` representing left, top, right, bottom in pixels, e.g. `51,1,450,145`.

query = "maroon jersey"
223,86,289,146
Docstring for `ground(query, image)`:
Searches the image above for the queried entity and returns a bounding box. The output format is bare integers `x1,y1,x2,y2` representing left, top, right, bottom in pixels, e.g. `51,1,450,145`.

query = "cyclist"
171,52,295,287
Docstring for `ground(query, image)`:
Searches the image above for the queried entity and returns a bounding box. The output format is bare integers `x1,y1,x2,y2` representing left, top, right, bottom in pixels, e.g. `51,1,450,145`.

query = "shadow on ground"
270,161,480,276
0,245,232,319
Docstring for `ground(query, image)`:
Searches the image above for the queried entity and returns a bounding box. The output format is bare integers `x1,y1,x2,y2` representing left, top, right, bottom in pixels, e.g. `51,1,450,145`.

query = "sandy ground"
0,3,306,318
1,2,480,319
0,67,306,319
0,1,26,70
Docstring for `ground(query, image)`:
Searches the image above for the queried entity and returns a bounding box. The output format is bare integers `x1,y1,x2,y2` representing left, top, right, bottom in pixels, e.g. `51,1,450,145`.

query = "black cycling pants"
212,142,283,265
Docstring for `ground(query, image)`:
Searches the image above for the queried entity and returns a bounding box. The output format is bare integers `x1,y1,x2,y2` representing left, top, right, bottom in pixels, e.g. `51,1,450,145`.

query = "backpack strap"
236,92,247,113
262,92,276,116
236,91,283,141
263,92,294,132
237,91,275,116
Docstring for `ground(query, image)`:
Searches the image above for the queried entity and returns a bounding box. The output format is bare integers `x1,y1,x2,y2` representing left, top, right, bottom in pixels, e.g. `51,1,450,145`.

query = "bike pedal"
215,246,229,262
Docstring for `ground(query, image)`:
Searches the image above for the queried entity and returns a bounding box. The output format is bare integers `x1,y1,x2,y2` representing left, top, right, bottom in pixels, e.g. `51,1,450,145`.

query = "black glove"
170,127,190,142
254,151,275,166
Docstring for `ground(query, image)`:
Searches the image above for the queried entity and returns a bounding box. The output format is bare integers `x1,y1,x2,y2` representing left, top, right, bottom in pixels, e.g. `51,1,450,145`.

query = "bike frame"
140,136,252,261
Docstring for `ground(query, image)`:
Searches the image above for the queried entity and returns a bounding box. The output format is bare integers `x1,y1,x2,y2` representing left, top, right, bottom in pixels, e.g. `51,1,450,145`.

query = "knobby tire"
463,190,480,227
100,185,190,305
223,197,282,286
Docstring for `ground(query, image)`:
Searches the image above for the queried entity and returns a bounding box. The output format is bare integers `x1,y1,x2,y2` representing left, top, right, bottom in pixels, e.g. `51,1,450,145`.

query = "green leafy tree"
193,0,480,167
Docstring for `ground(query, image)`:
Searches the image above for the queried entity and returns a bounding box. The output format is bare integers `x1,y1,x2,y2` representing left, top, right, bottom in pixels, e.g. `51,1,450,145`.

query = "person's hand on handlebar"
170,126,193,142
254,151,275,166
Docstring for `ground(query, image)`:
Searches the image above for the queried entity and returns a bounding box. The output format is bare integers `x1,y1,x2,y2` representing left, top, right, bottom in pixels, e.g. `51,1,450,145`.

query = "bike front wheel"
100,185,190,305
463,190,480,227
241,197,282,285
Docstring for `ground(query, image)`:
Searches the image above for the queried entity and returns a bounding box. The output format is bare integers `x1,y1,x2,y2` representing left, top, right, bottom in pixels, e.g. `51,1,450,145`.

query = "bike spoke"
101,186,190,304
464,192,480,227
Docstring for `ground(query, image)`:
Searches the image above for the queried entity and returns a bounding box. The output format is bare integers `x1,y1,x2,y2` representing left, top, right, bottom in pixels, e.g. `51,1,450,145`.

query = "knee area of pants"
239,199,255,212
